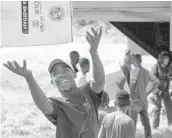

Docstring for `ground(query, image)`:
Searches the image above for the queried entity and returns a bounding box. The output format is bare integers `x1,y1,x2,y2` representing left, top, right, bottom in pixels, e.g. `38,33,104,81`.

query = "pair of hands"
3,27,103,77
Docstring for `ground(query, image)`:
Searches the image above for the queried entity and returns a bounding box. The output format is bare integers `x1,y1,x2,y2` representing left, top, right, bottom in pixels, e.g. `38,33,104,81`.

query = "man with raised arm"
3,26,105,138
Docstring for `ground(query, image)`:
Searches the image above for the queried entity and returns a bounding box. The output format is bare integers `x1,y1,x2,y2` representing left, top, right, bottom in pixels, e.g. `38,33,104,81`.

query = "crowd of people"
3,26,172,138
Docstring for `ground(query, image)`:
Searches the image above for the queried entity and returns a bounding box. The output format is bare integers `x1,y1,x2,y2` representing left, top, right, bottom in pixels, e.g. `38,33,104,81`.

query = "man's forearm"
90,50,105,85
147,80,159,96
25,74,52,114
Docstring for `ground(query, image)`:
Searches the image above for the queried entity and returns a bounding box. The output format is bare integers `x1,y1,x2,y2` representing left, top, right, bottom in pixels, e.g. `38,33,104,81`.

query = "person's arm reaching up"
86,27,105,94
116,76,126,90
3,60,53,115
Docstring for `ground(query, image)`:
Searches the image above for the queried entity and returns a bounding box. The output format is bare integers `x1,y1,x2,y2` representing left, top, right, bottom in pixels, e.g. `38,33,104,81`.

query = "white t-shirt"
76,72,92,87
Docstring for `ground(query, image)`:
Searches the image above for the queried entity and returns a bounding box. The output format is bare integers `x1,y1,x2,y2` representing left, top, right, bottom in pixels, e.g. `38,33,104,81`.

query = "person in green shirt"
3,26,105,138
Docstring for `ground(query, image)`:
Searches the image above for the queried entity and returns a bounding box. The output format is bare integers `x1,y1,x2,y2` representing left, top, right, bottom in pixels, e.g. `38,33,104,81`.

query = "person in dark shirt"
151,51,172,129
70,51,80,74
121,49,133,85
117,49,133,90
3,26,105,138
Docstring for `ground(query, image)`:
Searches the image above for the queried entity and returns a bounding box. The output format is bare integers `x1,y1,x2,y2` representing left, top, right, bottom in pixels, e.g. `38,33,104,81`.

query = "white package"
1,1,73,47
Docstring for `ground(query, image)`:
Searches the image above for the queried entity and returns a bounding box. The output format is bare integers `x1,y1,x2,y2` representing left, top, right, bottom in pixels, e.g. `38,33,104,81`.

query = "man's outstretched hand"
3,60,32,78
86,26,102,52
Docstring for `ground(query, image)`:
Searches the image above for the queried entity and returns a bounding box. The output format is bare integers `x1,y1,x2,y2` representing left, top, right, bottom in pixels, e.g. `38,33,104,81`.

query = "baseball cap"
48,59,73,74
114,90,130,107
